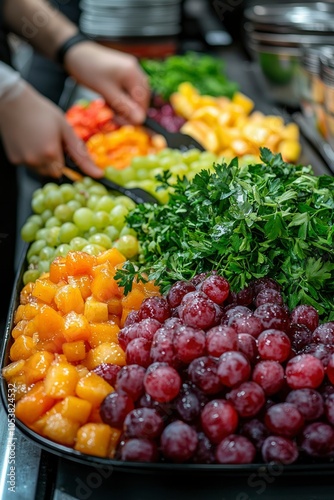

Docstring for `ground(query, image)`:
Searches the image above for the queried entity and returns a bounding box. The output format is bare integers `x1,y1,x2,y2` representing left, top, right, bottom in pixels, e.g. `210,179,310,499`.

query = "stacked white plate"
79,0,182,38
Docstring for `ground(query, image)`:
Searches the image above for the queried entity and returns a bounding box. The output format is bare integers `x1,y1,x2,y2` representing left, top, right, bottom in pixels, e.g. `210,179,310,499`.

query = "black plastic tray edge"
2,248,334,475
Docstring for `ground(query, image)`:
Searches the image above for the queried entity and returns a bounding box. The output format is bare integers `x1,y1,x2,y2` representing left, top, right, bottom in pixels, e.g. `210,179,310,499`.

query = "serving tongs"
144,116,205,151
62,157,159,205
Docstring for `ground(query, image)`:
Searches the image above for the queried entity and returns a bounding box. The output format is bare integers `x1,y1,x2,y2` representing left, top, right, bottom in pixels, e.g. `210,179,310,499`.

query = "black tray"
2,246,334,476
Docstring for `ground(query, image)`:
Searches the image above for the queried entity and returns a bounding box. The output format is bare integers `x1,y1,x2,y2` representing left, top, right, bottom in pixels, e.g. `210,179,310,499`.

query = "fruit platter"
1,52,334,474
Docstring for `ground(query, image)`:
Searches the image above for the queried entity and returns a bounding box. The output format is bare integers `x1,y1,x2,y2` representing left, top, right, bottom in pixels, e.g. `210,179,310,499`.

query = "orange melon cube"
15,381,55,425
63,312,91,342
2,359,25,381
66,251,97,276
76,372,113,407
75,423,113,457
33,401,64,433
44,362,79,398
84,342,126,370
34,305,65,341
34,339,63,354
61,396,92,424
8,373,28,401
108,314,121,327
13,304,25,324
91,265,120,302
49,256,68,283
106,297,122,316
96,247,126,267
62,341,86,362
88,406,103,423
76,365,90,379
10,335,36,361
24,351,55,385
120,308,131,328
11,319,29,339
23,319,38,338
54,284,85,314
21,302,42,321
20,281,35,304
88,322,120,348
84,297,108,323
43,413,80,446
121,287,146,311
32,278,58,304
68,275,92,300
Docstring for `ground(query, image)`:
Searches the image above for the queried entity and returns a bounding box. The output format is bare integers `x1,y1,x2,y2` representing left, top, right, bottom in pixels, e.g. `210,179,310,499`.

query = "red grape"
206,325,238,357
200,274,230,304
300,422,334,457
252,360,285,395
188,356,223,394
120,438,158,462
144,363,181,403
217,351,251,387
215,434,256,464
160,420,198,463
201,399,239,444
100,392,134,428
286,354,325,389
290,305,319,332
261,436,298,464
124,407,164,439
226,381,265,418
257,329,291,362
286,388,324,421
264,402,304,438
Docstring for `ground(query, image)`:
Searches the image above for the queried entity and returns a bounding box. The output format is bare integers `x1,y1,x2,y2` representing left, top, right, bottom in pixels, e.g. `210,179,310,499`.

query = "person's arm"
3,0,77,60
0,60,102,178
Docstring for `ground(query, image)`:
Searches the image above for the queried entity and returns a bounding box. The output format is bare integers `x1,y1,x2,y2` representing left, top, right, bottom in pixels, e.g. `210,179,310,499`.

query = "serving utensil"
144,116,205,151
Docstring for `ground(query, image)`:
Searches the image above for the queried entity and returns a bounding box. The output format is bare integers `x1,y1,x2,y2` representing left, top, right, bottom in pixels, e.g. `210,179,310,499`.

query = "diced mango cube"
54,284,85,314
44,362,79,398
96,247,126,267
34,305,65,341
88,322,120,348
15,381,55,425
61,396,92,424
75,423,113,457
2,359,25,381
84,297,109,323
49,256,68,283
11,319,29,340
24,351,55,385
68,275,92,300
10,335,36,361
43,413,80,446
232,92,254,114
91,265,120,302
106,297,122,316
62,341,86,362
121,287,146,311
66,251,97,276
76,372,113,407
20,281,35,304
84,342,126,370
32,278,58,304
63,312,91,342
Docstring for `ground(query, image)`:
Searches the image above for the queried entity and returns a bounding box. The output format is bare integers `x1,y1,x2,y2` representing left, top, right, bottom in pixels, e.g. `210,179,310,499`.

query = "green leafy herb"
140,51,238,100
115,148,334,320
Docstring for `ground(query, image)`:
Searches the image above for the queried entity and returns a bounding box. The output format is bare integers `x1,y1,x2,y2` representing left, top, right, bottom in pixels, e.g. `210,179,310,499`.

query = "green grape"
154,189,169,204
40,209,53,223
27,255,39,266
135,167,150,181
144,154,160,170
36,228,49,241
159,157,176,170
54,244,71,258
73,207,95,231
93,211,110,229
23,269,40,285
59,183,76,202
27,239,46,259
198,151,217,163
43,182,59,194
39,246,55,261
86,226,98,237
115,196,136,211
26,214,43,227
89,184,108,196
86,194,101,211
95,195,115,212
38,259,50,274
45,226,61,247
67,200,82,211
82,176,94,188
45,216,61,228
32,187,43,199
74,193,87,206
31,193,46,214
44,189,64,210
81,243,105,256
169,163,189,178
70,237,88,251
157,148,174,158
21,221,41,242
117,168,135,185
74,181,86,192
131,156,149,170
89,233,112,249
104,167,122,184
109,205,128,230
54,203,74,222
119,226,137,237
103,225,119,241
182,148,201,164
58,222,79,243
136,180,156,194
113,235,139,259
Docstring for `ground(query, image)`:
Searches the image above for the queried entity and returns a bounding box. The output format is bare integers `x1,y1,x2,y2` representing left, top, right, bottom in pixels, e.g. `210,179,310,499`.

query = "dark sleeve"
0,0,11,64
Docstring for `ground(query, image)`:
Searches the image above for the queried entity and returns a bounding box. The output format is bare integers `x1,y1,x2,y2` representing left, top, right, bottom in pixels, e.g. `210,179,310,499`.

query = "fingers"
62,121,103,178
106,85,147,125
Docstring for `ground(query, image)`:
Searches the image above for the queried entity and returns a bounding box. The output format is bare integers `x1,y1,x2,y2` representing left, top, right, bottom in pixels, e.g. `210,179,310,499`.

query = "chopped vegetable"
115,148,334,320
140,51,238,100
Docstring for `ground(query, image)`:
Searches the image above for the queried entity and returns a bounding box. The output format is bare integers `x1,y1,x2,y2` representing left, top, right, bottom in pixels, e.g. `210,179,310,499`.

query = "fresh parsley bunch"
116,148,334,320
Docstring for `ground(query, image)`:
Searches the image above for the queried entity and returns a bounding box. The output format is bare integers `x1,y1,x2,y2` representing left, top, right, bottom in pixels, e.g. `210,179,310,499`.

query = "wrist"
56,32,90,67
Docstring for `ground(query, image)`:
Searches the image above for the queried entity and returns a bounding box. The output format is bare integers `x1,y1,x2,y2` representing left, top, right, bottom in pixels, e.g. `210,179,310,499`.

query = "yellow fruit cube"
84,297,109,323
44,362,79,398
76,372,113,407
61,396,92,424
32,278,58,304
232,92,254,114
62,341,86,362
43,413,80,446
75,423,113,457
54,284,85,314
24,351,55,385
63,312,91,342
84,342,126,370
10,335,36,361
2,359,25,381
88,322,120,348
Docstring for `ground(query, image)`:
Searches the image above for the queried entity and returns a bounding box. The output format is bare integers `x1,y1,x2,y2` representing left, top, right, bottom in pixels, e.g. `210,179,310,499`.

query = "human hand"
0,83,103,179
64,42,150,124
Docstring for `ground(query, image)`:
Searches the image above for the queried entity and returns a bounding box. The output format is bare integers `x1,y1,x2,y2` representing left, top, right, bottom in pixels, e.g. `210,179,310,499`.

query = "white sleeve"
0,61,26,102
